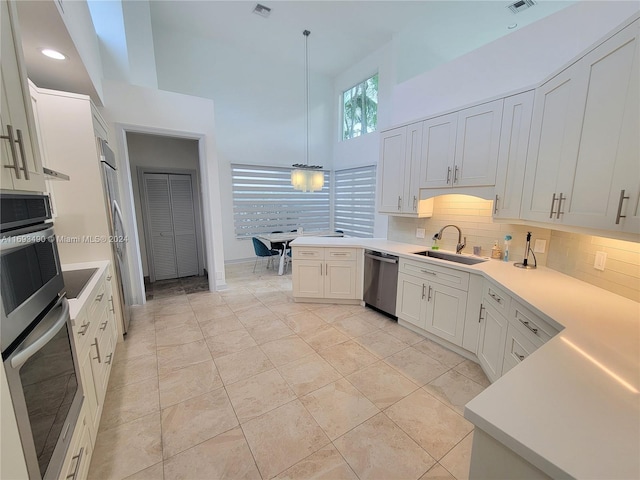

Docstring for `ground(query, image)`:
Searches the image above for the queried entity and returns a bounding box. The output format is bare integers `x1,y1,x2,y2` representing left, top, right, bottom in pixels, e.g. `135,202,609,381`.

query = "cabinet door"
58,407,92,480
561,22,639,230
419,113,457,188
502,322,538,375
494,91,534,219
396,273,426,329
477,302,508,383
521,62,586,223
0,0,45,192
378,127,407,213
424,283,467,347
453,100,503,187
78,346,99,444
325,261,356,299
402,123,422,213
292,260,324,298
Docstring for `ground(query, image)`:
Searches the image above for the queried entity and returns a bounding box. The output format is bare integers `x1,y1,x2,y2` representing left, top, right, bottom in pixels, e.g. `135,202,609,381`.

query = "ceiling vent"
507,0,536,14
253,3,271,18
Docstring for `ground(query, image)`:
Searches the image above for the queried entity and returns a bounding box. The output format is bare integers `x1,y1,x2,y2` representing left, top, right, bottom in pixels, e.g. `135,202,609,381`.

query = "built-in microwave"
1,193,83,479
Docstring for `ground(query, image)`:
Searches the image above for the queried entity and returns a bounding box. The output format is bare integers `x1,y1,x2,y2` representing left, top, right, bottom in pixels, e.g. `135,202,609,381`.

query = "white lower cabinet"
477,301,508,383
292,247,361,301
58,405,92,480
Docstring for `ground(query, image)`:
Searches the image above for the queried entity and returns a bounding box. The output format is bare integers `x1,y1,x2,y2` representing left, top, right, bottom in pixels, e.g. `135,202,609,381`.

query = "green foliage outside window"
342,74,378,140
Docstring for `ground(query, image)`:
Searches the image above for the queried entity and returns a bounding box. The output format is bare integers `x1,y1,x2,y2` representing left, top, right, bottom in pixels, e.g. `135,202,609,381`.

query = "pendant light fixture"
291,29,324,192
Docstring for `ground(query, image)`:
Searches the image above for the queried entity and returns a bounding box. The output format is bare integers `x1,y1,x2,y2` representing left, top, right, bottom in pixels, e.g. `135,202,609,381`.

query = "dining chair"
252,237,280,272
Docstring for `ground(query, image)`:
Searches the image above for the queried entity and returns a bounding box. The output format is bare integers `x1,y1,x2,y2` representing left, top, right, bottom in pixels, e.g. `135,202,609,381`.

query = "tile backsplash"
387,194,640,302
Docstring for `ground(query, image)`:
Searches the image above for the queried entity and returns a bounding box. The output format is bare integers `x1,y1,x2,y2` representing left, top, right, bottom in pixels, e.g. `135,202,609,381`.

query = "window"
334,165,376,238
231,164,330,238
342,74,378,140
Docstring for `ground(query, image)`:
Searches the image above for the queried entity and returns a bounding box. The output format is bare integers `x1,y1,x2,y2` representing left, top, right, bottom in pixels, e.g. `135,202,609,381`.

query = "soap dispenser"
491,240,502,259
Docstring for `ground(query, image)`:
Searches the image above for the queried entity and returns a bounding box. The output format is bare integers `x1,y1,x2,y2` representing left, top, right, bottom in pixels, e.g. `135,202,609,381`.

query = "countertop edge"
63,260,110,319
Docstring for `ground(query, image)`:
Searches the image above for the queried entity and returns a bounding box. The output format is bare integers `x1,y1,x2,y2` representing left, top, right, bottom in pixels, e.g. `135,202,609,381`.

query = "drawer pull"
331,253,348,256
519,319,539,335
515,352,525,361
556,193,566,219
549,193,557,218
2,125,21,179
100,321,108,331
108,297,115,313
478,304,484,323
95,293,104,302
421,284,426,300
494,195,499,214
300,252,315,256
78,322,90,335
615,189,629,224
66,447,84,480
488,292,502,304
427,285,433,302
446,166,452,184
413,195,417,211
107,275,112,281
106,353,113,365
453,165,459,183
91,339,102,363
420,269,436,276
397,196,402,211
15,129,30,180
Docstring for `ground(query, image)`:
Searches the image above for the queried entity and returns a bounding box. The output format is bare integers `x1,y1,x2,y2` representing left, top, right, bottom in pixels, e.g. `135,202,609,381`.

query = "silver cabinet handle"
488,292,502,304
515,352,525,361
66,447,84,480
108,296,115,312
15,129,30,180
95,293,104,302
494,195,499,214
78,321,90,336
420,269,436,276
421,284,426,299
556,193,566,219
2,125,21,179
446,166,452,184
397,196,402,211
300,251,315,255
453,165,459,183
107,275,112,281
99,320,108,331
427,285,433,302
91,338,102,363
331,252,348,256
478,304,484,323
106,353,113,365
413,195,417,211
615,189,629,224
549,193,557,218
519,319,539,335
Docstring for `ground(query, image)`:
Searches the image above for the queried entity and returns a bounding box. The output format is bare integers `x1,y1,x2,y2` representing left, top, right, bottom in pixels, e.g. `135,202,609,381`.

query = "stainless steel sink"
412,250,488,265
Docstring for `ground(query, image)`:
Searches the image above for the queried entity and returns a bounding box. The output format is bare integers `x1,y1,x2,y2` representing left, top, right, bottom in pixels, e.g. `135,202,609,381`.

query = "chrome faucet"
433,225,466,254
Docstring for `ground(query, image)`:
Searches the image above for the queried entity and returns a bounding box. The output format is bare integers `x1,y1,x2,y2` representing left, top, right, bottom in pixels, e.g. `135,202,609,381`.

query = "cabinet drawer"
509,300,559,345
88,278,107,321
502,322,539,375
482,281,511,315
325,248,357,261
72,310,92,355
399,258,469,290
292,247,324,260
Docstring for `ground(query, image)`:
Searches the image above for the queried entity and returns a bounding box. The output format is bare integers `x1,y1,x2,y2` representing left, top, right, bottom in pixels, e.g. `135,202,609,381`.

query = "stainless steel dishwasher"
363,250,399,318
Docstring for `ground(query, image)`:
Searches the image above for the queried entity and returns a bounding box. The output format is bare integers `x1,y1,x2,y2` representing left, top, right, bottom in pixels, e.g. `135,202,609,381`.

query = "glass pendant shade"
291,168,324,192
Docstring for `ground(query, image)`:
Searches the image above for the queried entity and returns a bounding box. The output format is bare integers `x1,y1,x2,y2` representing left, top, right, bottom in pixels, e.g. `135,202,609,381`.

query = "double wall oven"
1,193,83,479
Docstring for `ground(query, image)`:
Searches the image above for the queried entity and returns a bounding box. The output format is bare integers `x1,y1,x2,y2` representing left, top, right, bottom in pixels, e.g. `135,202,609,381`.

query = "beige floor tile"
313,305,355,323
242,400,330,479
347,361,419,409
187,291,225,308
278,353,342,397
108,353,158,391
354,330,408,358
163,427,260,480
333,413,435,480
154,295,190,307
205,329,257,358
161,388,239,459
226,369,296,422
255,291,291,306
89,412,162,479
116,331,157,361
318,340,379,376
198,314,246,338
214,345,274,385
413,339,466,368
227,297,264,312
385,390,473,460
159,360,222,408
235,305,281,328
299,324,349,351
419,463,456,480
424,370,486,415
155,321,204,348
351,309,391,329
247,319,294,344
301,378,379,440
100,377,160,431
439,431,474,480
193,304,234,323
384,347,450,386
274,444,358,480
156,339,212,377
332,316,379,338
281,311,327,334
383,321,426,345
454,359,491,388
260,335,316,366
268,302,310,318
122,462,164,480
223,292,261,306
154,312,198,332
155,302,193,317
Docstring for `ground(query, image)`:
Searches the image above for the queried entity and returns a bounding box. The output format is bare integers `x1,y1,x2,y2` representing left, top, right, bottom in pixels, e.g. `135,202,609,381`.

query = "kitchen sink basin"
412,250,488,265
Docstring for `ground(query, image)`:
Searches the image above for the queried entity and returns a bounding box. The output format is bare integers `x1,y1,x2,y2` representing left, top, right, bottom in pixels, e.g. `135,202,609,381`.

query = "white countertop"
290,237,640,479
62,261,110,319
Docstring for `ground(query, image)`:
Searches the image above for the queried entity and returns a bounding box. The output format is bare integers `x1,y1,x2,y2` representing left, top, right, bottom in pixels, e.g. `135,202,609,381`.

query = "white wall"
100,79,227,291
151,27,334,262
126,133,202,277
390,0,640,125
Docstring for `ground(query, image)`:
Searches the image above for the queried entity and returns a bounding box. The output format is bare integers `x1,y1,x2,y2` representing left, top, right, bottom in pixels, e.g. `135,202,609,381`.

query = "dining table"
256,231,344,275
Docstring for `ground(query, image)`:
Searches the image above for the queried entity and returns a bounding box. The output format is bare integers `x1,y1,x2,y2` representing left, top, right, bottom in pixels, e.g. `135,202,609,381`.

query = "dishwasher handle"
364,252,398,264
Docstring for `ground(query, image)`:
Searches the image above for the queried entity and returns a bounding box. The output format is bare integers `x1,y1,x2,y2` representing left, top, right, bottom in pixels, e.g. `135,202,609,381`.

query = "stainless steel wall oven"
1,193,83,479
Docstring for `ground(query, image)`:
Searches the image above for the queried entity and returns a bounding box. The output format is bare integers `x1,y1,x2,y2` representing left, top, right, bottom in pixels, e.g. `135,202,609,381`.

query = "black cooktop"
63,268,98,299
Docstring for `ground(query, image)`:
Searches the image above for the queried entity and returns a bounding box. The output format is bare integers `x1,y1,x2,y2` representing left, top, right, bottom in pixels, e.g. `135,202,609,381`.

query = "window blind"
334,165,376,238
231,164,330,238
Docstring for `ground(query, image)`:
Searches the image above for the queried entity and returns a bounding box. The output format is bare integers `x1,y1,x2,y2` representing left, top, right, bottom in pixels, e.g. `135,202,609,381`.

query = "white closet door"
144,173,177,281
169,174,199,277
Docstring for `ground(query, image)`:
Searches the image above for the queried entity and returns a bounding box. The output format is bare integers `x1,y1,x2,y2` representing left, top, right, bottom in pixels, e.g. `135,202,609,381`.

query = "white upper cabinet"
419,100,503,190
0,1,45,193
522,19,639,234
493,91,535,220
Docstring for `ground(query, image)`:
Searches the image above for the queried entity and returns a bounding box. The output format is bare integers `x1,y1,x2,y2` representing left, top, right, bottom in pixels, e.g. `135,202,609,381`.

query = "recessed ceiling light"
507,23,518,29
40,48,66,60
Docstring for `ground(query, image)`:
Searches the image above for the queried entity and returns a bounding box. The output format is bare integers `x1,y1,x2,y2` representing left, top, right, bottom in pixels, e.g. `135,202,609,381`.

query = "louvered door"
169,174,198,277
